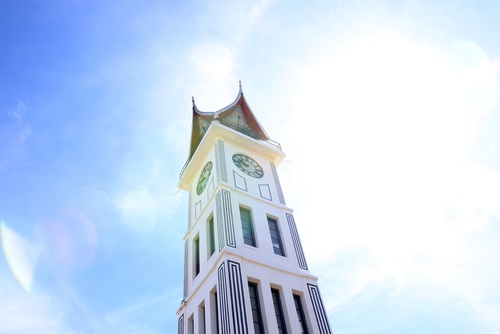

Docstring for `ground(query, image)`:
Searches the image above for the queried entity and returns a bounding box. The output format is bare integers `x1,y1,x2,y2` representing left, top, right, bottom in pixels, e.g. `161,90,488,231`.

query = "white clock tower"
177,84,332,334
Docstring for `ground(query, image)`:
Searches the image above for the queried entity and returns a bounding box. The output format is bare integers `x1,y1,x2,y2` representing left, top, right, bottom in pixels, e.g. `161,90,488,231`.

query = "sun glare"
290,31,498,287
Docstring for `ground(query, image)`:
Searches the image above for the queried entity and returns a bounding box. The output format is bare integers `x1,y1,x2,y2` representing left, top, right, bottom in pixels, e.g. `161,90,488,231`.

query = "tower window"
240,207,256,247
271,288,288,334
248,282,264,334
198,301,206,334
268,217,285,256
193,234,200,278
293,294,309,334
188,313,194,334
207,215,216,258
211,289,220,334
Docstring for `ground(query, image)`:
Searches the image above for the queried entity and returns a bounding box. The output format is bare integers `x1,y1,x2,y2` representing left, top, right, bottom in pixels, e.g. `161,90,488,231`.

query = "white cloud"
282,31,500,329
191,42,234,77
115,190,158,233
103,290,179,334
188,42,238,109
0,275,74,334
249,0,276,25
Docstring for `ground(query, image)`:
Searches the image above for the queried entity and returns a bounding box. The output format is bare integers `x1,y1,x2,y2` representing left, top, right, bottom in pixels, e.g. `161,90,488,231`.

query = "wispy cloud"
114,189,158,233
0,101,32,171
0,275,75,334
103,289,179,334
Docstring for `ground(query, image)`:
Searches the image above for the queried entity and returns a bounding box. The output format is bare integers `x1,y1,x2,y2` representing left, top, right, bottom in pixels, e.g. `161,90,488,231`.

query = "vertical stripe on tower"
215,189,236,250
227,260,249,334
270,161,286,205
286,213,308,270
218,262,231,334
216,191,225,251
216,139,228,183
307,283,332,334
221,189,236,248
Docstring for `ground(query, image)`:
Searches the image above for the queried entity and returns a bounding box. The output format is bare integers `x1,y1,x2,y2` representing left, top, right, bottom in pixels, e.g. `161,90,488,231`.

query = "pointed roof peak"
187,82,270,158
192,83,244,115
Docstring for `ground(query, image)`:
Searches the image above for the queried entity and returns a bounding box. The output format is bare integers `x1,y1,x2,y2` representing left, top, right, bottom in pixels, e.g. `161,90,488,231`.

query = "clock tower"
177,84,332,334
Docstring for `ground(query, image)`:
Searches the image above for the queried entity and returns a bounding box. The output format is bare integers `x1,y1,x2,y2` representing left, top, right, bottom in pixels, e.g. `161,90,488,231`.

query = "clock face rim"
232,153,264,178
196,161,213,195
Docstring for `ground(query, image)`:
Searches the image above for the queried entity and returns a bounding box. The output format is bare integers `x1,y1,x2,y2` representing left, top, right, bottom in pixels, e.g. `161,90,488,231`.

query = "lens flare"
41,210,98,268
0,222,41,292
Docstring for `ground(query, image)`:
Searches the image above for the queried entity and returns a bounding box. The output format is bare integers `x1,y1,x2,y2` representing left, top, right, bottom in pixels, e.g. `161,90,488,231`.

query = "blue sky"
1,1,499,333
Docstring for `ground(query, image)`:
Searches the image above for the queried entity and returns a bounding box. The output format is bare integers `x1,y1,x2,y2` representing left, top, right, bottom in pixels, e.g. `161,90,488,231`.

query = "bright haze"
1,1,499,333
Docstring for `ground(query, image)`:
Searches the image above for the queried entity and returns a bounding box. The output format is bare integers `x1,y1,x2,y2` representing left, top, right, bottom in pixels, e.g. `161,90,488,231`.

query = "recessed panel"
258,184,272,201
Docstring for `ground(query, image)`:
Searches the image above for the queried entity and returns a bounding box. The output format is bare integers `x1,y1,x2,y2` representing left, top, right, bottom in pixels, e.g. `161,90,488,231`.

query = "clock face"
232,154,264,178
197,161,213,195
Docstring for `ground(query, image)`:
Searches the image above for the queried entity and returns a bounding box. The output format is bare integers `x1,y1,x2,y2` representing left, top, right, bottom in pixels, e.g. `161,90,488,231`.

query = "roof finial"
239,80,242,92
191,96,196,107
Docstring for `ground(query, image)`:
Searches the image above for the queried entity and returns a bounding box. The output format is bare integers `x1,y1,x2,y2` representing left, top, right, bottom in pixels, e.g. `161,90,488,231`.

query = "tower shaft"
177,89,332,334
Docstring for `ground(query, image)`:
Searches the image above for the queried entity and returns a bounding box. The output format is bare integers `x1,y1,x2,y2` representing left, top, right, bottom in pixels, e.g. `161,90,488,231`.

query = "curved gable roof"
189,86,269,158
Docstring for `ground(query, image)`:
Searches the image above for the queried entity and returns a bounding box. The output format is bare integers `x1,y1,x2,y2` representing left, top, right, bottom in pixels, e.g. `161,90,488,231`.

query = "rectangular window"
188,314,194,334
240,207,256,247
271,288,287,334
193,235,200,278
208,216,216,257
199,302,206,334
248,282,264,334
293,294,309,334
211,289,219,334
268,217,285,256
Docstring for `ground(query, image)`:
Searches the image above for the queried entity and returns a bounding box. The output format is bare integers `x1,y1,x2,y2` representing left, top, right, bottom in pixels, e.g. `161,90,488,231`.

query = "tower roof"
188,84,270,159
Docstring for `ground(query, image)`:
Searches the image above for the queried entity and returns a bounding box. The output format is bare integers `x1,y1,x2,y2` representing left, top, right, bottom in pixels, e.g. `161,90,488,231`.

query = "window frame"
248,281,265,334
240,206,257,247
267,216,285,256
293,293,309,334
193,234,200,278
198,301,206,334
271,287,288,334
207,214,216,258
211,288,220,334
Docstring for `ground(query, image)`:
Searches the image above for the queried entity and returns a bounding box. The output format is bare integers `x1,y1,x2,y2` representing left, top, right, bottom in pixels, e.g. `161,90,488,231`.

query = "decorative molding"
218,262,231,334
216,193,225,251
195,200,202,220
258,184,272,201
233,171,247,191
178,314,184,334
221,190,236,248
218,261,249,334
199,118,210,139
215,139,228,183
215,140,220,184
220,105,256,139
216,189,236,250
286,214,308,270
227,260,249,334
270,161,286,205
307,284,332,334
